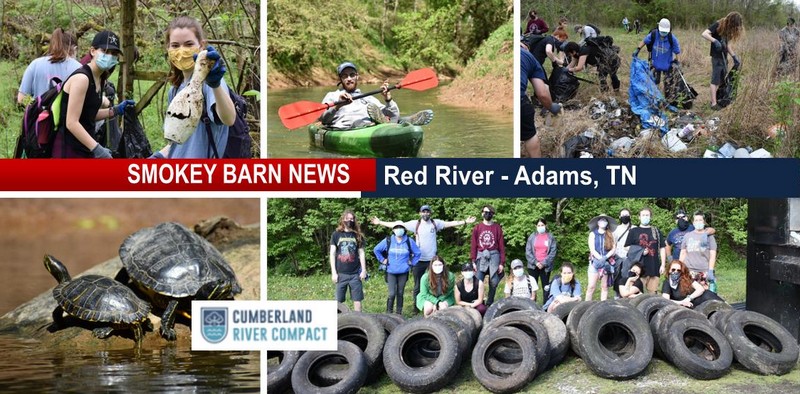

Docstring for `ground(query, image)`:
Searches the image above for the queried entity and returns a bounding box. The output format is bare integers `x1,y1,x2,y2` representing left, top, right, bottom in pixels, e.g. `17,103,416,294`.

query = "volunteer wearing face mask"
679,211,718,292
666,209,694,262
543,262,582,312
53,30,134,158
455,263,486,315
634,18,681,92
373,222,422,315
585,214,617,301
624,207,667,294
525,217,557,301
151,16,235,159
330,210,367,312
504,259,538,301
416,256,455,317
618,263,645,298
662,260,724,308
470,205,506,307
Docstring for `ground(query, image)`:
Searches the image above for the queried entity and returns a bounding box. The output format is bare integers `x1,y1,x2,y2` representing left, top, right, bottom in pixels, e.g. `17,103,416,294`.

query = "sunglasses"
340,72,358,80
669,268,681,273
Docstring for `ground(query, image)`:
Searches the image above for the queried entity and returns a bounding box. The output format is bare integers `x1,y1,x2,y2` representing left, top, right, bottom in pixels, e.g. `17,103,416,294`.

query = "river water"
0,335,260,392
267,83,513,158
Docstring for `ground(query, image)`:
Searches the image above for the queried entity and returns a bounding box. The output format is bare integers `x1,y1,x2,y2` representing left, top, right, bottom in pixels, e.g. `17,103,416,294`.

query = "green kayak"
308,123,424,157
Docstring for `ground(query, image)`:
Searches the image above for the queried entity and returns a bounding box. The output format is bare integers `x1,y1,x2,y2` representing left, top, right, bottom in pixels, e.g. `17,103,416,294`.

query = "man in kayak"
320,62,433,130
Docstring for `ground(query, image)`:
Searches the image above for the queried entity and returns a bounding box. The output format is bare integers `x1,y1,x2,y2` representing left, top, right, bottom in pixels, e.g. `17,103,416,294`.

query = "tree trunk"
120,0,136,103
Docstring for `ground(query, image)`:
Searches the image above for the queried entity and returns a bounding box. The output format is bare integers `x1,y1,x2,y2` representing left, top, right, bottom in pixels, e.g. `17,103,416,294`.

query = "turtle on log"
44,254,151,347
117,222,242,341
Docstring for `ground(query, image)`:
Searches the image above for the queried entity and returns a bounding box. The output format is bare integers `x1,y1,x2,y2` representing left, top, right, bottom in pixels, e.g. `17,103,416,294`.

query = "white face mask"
640,215,651,225
513,268,525,277
393,228,405,237
694,221,705,230
432,264,444,274
462,271,474,280
537,225,546,234
598,220,608,229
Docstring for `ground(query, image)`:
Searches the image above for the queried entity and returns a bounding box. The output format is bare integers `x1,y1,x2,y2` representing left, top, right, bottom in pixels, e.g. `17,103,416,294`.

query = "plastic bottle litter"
678,124,695,140
709,280,717,293
718,142,737,158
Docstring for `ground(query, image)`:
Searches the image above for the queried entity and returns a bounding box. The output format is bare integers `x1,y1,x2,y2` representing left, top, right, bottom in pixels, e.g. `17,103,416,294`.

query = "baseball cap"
511,259,524,269
337,62,357,75
461,263,474,272
658,18,671,34
391,221,405,230
420,205,432,212
92,30,121,52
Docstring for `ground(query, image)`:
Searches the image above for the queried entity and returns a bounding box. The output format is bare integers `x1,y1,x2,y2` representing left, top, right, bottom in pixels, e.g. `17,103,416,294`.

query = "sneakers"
710,104,722,111
367,103,388,124
401,109,435,126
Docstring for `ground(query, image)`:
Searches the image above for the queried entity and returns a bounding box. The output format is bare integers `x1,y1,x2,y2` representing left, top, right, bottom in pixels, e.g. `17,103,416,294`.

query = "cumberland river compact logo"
201,307,228,343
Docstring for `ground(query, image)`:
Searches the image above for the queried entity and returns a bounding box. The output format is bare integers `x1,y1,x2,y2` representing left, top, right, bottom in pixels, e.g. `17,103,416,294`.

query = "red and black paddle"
278,68,439,130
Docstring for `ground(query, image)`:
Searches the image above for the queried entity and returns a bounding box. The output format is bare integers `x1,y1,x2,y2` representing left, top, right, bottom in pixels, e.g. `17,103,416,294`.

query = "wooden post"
120,0,136,103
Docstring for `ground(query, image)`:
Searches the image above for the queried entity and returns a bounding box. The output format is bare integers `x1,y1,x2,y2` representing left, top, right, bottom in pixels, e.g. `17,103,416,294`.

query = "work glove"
91,144,112,159
203,45,226,88
712,40,722,52
733,55,741,67
115,99,135,116
706,269,716,282
633,48,640,57
549,102,562,115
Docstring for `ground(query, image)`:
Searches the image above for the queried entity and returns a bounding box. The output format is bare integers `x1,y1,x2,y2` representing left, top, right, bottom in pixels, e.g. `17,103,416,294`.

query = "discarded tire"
566,301,597,357
337,312,386,382
636,295,675,323
629,293,659,308
431,313,473,358
482,310,550,374
472,327,538,393
291,340,367,394
483,297,540,325
529,310,569,369
267,350,302,393
383,318,462,393
710,309,737,333
436,306,479,341
550,300,581,323
693,299,733,319
375,313,405,336
724,311,800,375
648,303,682,359
337,302,351,313
661,318,733,379
577,302,654,379
655,307,710,363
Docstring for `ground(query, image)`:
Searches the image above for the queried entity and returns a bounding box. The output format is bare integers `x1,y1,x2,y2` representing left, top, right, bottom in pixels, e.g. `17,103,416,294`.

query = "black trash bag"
561,135,593,158
716,62,741,108
114,106,152,158
91,82,122,151
549,66,580,103
664,62,698,110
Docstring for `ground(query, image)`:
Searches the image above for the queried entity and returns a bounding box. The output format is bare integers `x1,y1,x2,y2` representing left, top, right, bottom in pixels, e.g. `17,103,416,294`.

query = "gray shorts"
335,272,364,302
711,57,727,85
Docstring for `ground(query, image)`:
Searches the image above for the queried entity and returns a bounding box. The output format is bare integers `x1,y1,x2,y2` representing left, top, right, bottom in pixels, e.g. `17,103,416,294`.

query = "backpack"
521,33,547,51
586,24,602,35
14,77,65,158
203,89,253,158
645,28,675,62
585,36,620,75
379,235,415,266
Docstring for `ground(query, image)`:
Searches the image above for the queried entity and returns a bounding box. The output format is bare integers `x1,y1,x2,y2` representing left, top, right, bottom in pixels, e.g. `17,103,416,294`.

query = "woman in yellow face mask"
151,16,236,158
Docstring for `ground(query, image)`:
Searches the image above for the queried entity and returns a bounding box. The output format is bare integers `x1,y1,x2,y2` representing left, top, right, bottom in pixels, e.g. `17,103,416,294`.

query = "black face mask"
483,212,494,221
628,271,638,278
421,213,431,221
619,215,631,225
677,218,690,231
346,220,355,229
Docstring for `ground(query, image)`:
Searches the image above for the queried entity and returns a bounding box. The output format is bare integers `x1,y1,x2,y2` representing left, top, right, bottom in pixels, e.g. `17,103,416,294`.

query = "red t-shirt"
471,222,506,264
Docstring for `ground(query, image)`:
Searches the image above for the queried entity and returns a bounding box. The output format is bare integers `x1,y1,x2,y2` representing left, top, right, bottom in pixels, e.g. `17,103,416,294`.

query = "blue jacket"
373,235,421,274
643,32,680,71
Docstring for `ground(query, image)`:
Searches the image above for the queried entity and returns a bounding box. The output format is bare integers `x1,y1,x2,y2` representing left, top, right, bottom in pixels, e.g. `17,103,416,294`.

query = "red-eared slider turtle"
117,222,242,340
44,254,151,347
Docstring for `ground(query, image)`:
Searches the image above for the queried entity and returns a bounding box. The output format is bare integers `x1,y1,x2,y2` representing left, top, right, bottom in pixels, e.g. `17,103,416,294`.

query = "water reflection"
0,335,259,392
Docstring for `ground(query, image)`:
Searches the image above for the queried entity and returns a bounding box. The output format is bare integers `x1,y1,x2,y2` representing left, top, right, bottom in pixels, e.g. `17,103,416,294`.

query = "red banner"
0,159,376,192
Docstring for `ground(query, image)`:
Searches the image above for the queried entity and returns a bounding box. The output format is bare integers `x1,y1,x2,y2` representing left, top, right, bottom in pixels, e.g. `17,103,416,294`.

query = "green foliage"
267,198,748,276
393,7,459,71
768,81,800,156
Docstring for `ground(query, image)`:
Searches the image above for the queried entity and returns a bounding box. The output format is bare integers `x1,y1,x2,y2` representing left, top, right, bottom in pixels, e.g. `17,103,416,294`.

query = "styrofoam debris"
733,148,750,158
750,148,772,158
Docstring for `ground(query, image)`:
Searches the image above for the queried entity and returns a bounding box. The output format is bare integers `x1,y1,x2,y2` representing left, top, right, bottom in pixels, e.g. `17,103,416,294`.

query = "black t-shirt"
457,279,479,303
708,21,727,58
661,280,724,306
578,44,600,66
616,275,644,294
625,226,665,277
330,230,362,275
532,36,560,66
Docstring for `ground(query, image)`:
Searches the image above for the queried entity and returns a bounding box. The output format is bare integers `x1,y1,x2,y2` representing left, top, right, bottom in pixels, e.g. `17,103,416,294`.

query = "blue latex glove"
549,102,562,114
115,99,135,116
633,48,640,57
204,45,226,88
707,269,716,281
712,40,722,52
91,144,112,159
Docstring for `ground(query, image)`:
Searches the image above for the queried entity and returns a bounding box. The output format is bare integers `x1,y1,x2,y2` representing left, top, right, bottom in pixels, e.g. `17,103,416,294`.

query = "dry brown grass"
534,28,800,157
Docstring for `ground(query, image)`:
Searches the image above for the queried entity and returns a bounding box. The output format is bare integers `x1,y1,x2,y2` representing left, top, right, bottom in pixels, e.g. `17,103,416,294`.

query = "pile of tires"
472,298,568,393
713,309,799,376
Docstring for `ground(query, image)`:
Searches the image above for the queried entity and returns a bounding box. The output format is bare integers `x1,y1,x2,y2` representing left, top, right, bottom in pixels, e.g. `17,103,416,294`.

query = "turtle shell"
53,275,150,324
119,222,242,298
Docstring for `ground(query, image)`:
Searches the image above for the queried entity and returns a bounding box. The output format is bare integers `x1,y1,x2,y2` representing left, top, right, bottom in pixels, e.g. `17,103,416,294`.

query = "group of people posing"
17,16,234,158
329,205,724,317
521,11,748,157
